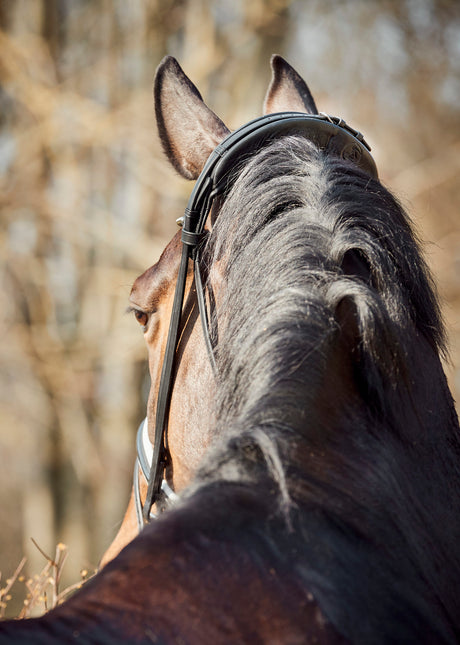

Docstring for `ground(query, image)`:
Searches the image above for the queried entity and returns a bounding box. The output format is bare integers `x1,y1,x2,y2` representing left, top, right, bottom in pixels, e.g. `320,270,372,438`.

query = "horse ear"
264,55,318,115
154,56,230,180
341,249,373,285
334,294,361,352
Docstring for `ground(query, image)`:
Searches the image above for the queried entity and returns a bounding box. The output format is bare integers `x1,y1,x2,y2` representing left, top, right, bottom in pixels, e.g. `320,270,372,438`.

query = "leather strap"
142,244,191,523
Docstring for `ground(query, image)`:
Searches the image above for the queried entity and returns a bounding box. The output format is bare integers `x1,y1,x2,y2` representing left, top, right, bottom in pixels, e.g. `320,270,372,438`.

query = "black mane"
199,135,446,476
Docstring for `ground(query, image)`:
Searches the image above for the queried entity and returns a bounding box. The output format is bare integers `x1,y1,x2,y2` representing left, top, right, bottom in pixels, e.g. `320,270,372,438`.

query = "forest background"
1,0,459,616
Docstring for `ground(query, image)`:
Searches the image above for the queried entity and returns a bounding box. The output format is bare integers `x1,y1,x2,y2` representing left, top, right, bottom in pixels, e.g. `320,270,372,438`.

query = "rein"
138,111,378,526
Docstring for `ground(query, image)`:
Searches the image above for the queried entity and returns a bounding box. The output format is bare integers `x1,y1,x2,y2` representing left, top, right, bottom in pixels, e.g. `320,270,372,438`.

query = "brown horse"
1,55,460,644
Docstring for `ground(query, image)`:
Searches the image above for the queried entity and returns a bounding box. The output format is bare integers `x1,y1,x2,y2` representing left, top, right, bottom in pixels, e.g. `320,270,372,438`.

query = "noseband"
136,111,378,528
134,418,178,525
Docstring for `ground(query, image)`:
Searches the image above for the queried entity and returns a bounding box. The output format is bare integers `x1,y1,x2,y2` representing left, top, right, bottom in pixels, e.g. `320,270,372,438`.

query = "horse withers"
1,55,460,644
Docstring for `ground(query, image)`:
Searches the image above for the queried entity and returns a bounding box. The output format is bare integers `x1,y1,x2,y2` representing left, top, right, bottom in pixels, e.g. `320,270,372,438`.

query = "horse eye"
134,310,148,328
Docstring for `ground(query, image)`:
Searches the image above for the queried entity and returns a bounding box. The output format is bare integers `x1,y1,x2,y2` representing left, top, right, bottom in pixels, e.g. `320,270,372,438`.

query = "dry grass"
0,543,95,620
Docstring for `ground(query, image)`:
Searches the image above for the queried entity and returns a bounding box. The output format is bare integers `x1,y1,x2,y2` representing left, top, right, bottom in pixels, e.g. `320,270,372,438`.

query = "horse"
1,54,460,644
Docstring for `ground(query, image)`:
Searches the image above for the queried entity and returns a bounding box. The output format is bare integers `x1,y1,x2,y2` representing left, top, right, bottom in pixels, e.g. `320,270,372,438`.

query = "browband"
142,111,378,523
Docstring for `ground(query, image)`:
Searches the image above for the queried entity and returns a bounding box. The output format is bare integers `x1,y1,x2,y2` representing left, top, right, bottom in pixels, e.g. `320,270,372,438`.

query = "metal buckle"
319,112,371,152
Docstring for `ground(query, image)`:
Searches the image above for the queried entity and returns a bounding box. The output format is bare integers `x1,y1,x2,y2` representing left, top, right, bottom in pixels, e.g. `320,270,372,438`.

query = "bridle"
134,111,378,529
135,111,378,527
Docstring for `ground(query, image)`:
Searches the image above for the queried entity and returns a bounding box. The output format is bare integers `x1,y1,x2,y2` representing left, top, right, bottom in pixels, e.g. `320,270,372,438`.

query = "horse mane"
196,135,446,490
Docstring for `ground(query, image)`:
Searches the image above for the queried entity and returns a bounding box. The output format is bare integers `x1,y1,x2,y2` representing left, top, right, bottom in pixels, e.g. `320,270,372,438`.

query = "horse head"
101,54,334,564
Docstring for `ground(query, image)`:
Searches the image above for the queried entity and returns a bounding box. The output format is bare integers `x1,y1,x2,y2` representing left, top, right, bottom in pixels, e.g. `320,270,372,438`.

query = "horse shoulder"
23,495,348,644
84,493,349,644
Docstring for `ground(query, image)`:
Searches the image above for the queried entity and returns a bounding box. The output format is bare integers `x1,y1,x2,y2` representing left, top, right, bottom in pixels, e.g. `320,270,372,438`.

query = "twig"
0,557,27,618
30,538,57,567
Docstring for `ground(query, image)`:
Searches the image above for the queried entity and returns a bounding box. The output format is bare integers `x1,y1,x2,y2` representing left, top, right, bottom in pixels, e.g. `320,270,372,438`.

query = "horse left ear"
154,56,230,180
264,55,318,115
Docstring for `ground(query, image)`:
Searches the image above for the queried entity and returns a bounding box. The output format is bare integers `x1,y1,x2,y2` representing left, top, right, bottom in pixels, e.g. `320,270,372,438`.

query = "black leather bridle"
138,111,378,526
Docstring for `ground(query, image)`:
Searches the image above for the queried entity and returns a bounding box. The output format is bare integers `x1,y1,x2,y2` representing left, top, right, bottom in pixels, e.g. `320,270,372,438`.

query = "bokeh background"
1,0,459,615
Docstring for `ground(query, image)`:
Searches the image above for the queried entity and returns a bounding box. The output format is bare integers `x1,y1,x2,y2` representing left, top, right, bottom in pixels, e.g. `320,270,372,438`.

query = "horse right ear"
154,57,230,180
264,55,318,115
